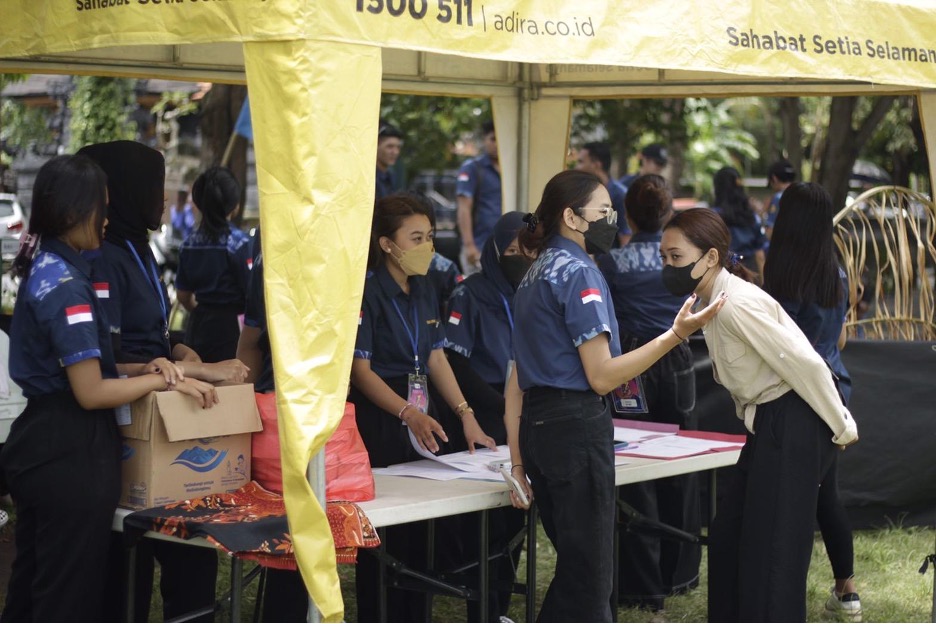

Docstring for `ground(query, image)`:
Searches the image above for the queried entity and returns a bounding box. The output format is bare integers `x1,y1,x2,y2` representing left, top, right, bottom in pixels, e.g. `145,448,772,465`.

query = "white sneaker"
498,617,515,623
825,588,862,622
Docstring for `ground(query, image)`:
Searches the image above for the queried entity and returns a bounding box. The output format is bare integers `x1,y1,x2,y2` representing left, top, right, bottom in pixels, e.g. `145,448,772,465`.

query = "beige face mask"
390,240,434,276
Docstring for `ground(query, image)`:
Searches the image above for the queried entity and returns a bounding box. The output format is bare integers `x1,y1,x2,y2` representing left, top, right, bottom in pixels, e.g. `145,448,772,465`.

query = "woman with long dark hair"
660,207,858,622
597,175,701,611
504,170,724,622
176,166,252,362
711,166,767,279
0,155,216,622
763,182,861,620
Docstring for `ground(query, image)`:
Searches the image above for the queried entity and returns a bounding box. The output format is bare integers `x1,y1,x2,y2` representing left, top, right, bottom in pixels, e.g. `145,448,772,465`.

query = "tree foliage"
68,76,136,152
379,94,490,182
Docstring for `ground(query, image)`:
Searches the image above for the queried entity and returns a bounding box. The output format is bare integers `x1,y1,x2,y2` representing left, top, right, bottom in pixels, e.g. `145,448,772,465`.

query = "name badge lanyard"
390,299,421,374
499,292,517,389
126,241,169,340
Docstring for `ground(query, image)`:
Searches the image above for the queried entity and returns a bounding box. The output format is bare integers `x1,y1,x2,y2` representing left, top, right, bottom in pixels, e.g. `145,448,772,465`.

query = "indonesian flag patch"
580,288,602,304
358,310,363,326
66,304,93,325
457,172,470,182
448,311,462,326
93,282,109,299
247,258,254,270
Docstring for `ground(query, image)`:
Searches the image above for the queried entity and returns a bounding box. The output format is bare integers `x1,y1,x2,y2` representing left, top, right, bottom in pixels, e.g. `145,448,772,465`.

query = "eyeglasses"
575,206,618,226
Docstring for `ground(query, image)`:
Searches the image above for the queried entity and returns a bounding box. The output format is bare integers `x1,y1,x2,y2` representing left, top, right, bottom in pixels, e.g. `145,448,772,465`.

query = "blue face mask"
661,255,708,296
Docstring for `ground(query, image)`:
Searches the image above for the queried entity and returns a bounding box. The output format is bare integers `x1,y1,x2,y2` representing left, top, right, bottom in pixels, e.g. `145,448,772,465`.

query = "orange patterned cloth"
123,481,380,569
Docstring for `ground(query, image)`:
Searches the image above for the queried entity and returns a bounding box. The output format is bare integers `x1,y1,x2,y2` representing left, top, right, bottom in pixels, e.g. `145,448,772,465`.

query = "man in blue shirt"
170,189,196,241
375,120,403,203
576,141,633,246
456,121,502,275
620,143,668,189
765,159,796,239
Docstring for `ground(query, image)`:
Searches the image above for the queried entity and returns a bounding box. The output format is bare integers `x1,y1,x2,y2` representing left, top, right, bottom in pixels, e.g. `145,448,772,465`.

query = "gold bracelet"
455,400,469,414
398,403,414,420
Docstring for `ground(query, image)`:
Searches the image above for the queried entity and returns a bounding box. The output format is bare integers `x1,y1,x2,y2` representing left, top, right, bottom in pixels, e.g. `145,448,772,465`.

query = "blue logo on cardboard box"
171,446,228,472
121,443,135,461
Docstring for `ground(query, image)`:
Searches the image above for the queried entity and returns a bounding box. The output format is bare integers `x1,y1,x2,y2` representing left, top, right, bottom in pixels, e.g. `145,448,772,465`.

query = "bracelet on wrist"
398,403,414,420
511,464,524,471
455,400,468,413
671,326,686,341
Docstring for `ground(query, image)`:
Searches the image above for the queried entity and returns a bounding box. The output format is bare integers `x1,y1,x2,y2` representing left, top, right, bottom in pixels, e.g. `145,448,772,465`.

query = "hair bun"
522,212,539,232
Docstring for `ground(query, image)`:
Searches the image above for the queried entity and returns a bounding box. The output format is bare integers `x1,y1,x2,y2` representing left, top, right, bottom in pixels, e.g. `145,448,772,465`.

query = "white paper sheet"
407,429,512,471
373,459,505,482
620,435,743,459
612,426,676,444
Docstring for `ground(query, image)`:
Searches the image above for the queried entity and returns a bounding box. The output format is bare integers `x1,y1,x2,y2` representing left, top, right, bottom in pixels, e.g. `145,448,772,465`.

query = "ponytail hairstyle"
624,174,672,233
763,182,842,307
518,169,603,255
664,208,756,283
713,166,756,228
369,192,434,270
12,155,107,278
191,166,240,242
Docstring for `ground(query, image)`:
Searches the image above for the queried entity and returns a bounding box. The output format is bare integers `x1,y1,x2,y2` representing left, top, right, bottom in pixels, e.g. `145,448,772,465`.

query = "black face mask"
662,256,709,296
580,219,618,255
500,255,533,290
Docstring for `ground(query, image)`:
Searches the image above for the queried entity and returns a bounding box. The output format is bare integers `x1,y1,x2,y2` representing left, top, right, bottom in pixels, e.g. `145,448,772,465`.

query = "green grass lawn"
1,514,933,621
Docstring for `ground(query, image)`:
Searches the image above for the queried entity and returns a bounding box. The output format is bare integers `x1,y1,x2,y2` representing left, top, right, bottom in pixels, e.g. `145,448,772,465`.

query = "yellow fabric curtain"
244,38,382,622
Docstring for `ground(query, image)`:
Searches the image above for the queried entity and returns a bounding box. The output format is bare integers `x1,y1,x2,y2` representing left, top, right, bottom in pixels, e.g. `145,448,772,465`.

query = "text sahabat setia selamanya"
726,26,936,64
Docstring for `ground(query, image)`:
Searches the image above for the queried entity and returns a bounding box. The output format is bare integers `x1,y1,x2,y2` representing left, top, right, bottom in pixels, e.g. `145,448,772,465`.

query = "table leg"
479,509,490,622
230,558,243,622
426,520,435,618
126,543,137,623
525,504,538,623
709,469,718,526
611,488,620,623
378,527,387,622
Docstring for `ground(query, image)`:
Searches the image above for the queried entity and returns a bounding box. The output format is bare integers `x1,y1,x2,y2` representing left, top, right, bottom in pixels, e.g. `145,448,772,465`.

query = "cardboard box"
119,383,262,510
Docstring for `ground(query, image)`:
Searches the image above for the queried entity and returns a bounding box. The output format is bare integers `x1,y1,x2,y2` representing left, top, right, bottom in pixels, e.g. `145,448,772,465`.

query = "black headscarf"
464,211,526,311
77,141,165,251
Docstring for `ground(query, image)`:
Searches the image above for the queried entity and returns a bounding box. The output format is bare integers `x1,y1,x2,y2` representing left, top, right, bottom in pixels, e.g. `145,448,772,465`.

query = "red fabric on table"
122,481,380,568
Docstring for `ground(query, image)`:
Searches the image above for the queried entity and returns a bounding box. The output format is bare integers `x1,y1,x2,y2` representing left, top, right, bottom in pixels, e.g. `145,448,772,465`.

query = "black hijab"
77,141,165,251
464,211,526,312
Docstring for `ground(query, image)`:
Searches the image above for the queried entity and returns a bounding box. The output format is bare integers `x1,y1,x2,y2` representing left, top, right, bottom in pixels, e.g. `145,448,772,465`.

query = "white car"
0,193,25,262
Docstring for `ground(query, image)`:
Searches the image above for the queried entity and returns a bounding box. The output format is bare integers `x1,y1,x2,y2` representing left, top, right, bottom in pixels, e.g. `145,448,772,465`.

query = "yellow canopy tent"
3,2,936,620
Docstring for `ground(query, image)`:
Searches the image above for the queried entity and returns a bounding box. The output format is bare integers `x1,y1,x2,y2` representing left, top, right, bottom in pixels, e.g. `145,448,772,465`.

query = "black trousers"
184,303,242,364
0,394,120,622
817,455,854,580
616,340,701,608
707,391,837,623
351,376,449,622
521,387,616,623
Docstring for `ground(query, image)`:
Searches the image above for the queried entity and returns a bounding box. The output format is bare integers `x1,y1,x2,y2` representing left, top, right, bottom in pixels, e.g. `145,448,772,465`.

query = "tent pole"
305,451,326,623
518,64,532,215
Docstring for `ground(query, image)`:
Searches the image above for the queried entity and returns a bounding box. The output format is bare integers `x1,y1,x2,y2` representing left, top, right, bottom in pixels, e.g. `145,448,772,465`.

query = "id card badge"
407,373,429,414
611,376,649,414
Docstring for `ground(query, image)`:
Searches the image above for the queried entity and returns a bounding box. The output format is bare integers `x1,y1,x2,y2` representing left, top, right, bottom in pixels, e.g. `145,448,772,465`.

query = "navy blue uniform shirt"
513,235,621,391
777,269,852,403
175,225,251,308
714,206,768,260
243,249,276,394
428,252,463,314
91,240,171,360
444,276,513,386
375,168,395,203
10,239,118,398
597,231,685,342
354,264,445,379
607,179,632,237
456,153,502,250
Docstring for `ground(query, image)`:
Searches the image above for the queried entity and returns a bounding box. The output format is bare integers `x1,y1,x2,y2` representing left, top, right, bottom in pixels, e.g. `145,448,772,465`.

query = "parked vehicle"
0,194,26,265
